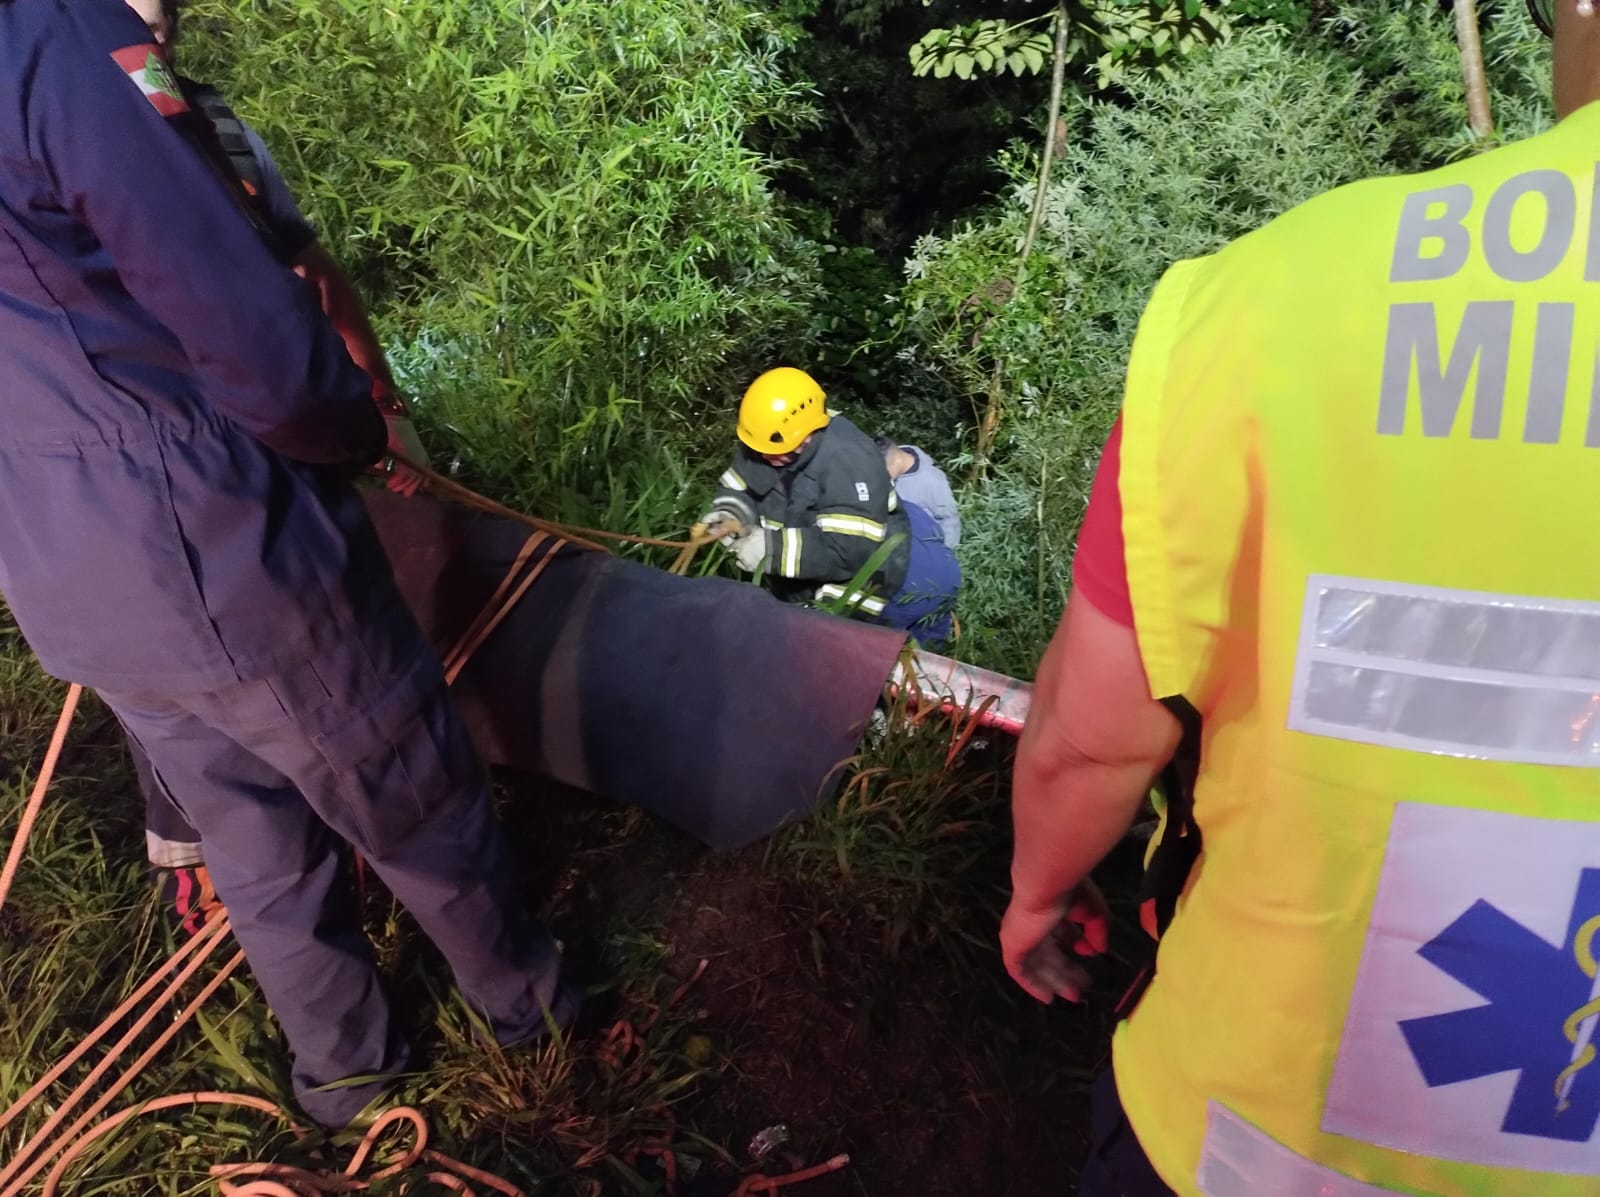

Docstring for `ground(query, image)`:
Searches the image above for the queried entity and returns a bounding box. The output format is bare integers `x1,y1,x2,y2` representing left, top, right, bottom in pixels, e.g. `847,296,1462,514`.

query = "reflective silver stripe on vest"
1198,1104,1404,1197
1289,575,1600,767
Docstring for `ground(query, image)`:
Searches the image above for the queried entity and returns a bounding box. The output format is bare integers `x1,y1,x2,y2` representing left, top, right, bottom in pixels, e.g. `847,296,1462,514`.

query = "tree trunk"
1454,0,1495,143
969,2,1070,481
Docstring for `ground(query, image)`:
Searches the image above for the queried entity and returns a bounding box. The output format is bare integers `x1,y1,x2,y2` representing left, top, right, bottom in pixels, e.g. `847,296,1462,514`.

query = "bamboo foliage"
182,0,823,512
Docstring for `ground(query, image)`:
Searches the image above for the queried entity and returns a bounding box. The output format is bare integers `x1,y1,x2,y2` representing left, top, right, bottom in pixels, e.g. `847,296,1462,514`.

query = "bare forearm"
1007,592,1181,914
1009,748,1155,913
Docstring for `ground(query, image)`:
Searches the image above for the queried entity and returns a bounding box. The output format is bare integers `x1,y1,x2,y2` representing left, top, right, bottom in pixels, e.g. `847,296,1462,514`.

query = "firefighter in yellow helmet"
700,367,960,643
1001,2,1600,1193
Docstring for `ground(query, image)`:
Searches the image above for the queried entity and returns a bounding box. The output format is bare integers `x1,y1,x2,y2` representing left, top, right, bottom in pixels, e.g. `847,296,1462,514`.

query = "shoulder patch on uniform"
855,481,870,502
111,45,189,117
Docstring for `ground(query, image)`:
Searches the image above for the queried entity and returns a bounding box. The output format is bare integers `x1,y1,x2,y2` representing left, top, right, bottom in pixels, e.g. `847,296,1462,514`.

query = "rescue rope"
440,530,556,685
0,680,81,912
393,452,721,580
0,674,530,1193
397,453,717,559
41,1098,525,1197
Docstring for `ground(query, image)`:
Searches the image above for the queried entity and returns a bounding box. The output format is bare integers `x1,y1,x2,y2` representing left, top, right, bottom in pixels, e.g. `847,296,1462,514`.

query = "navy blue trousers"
1079,1070,1177,1197
879,500,961,646
102,599,563,1127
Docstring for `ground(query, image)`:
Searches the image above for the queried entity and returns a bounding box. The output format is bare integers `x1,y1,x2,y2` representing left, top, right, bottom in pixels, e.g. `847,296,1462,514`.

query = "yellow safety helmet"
737,367,830,455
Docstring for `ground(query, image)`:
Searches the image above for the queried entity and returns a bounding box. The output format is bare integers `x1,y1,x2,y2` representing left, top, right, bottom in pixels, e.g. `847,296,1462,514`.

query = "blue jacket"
890,445,960,550
0,0,391,692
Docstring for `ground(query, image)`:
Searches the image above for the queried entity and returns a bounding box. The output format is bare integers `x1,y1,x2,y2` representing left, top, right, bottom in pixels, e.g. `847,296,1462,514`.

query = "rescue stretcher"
362,489,1031,851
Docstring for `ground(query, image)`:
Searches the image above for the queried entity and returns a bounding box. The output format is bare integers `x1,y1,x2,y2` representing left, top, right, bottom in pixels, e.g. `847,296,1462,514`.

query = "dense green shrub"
898,3,1548,675
182,0,822,525
1328,0,1550,162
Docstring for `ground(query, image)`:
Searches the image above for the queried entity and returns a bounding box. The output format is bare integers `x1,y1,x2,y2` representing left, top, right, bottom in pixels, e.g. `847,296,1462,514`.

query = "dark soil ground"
504,773,1155,1197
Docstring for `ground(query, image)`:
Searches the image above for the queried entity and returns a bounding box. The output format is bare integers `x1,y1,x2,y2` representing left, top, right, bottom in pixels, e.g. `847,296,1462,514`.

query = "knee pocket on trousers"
309,670,483,859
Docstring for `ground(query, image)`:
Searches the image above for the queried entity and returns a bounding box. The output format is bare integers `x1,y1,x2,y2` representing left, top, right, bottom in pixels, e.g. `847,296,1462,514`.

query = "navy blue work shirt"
0,0,392,692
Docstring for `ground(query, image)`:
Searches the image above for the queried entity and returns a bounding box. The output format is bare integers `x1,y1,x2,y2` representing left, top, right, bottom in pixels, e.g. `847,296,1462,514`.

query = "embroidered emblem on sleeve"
111,45,190,117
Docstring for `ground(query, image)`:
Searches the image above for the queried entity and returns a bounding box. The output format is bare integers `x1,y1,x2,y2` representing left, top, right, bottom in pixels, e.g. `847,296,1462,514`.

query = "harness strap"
440,530,561,685
1117,695,1203,1019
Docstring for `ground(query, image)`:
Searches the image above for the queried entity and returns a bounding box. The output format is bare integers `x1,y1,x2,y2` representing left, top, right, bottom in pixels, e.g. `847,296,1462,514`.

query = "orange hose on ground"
0,911,230,1140
0,681,81,912
2,936,244,1197
0,683,528,1196
36,1095,524,1197
734,1154,852,1194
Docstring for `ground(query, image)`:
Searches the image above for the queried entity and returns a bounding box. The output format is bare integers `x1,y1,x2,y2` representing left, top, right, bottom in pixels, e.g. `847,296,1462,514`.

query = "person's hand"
1000,879,1110,1004
730,526,768,573
700,493,757,538
700,508,742,538
382,413,430,497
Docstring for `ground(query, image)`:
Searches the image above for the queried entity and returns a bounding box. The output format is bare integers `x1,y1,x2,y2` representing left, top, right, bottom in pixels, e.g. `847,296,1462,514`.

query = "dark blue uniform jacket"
0,0,389,692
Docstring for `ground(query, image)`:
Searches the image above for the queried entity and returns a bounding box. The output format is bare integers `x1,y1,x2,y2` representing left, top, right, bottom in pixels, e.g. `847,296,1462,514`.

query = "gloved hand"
701,508,744,539
365,389,431,497
699,492,757,540
729,525,768,573
381,412,430,497
1000,879,1110,1004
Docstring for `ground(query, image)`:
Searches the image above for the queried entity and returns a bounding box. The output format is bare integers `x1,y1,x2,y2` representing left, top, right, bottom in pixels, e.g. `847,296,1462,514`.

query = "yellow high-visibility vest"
1116,102,1600,1196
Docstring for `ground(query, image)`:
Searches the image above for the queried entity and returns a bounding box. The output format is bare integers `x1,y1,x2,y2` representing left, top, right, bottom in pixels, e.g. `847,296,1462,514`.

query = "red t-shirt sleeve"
1072,416,1134,628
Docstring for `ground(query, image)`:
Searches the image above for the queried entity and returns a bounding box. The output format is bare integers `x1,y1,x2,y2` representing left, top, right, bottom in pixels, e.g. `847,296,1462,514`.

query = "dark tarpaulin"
362,490,907,850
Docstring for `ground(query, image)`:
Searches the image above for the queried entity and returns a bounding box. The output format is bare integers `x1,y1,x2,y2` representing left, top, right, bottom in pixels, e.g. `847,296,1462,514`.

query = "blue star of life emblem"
1400,867,1600,1142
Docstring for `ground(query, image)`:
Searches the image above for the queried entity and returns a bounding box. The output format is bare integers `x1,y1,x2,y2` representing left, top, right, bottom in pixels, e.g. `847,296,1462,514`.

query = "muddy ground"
507,777,1154,1197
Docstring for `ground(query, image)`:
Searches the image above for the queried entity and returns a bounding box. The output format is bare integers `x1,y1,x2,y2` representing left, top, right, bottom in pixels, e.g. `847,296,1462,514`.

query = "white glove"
383,413,430,496
730,526,768,573
700,507,745,539
699,493,757,539
369,386,431,497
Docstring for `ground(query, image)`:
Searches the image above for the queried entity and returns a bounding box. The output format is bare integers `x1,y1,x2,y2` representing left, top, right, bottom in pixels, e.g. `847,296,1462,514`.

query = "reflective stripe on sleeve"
814,514,887,541
146,830,206,869
815,583,887,615
781,527,804,576
720,468,747,491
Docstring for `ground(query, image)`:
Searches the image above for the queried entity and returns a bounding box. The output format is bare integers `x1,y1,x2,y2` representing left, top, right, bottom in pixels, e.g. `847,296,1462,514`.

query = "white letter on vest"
1390,185,1474,283
1378,302,1514,439
1587,164,1600,283
1524,302,1575,444
1483,170,1576,283
1587,351,1600,448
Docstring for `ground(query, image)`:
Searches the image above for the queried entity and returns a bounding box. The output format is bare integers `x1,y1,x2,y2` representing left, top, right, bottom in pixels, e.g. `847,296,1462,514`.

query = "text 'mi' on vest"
1378,165,1600,447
